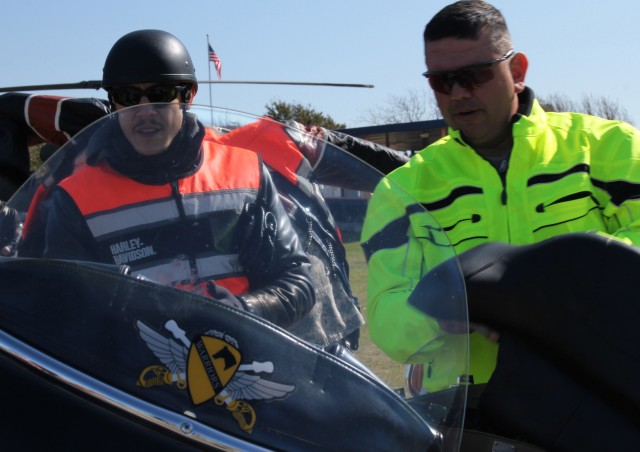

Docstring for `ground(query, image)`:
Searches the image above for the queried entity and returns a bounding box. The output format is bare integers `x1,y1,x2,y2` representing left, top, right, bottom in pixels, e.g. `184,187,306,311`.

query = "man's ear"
510,52,528,93
181,85,198,110
186,84,198,104
106,92,118,111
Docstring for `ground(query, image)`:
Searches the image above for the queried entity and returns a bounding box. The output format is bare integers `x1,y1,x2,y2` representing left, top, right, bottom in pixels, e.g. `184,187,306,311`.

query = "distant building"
338,119,447,153
321,119,447,241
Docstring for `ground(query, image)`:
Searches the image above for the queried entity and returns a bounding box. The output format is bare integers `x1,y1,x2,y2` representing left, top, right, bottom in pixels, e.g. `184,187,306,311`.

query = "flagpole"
206,34,213,109
206,34,214,125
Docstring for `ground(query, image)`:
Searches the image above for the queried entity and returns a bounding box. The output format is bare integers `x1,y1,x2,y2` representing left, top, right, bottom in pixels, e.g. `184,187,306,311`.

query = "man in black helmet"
16,30,316,330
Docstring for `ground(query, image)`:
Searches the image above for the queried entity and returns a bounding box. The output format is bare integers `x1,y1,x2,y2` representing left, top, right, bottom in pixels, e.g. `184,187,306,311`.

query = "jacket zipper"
171,182,201,286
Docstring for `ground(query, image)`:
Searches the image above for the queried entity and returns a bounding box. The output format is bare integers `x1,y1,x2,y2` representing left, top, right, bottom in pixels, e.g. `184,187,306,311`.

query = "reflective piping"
24,95,44,140
86,190,256,239
54,98,64,132
87,199,179,238
132,257,192,284
181,189,257,217
132,253,242,284
0,328,267,451
196,253,243,278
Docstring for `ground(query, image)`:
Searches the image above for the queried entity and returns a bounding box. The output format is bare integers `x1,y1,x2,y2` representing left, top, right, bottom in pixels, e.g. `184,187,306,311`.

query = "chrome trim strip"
0,329,270,451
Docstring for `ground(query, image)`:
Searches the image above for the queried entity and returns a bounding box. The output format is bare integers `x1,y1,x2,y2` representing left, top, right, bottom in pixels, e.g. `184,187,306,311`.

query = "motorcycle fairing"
0,256,439,450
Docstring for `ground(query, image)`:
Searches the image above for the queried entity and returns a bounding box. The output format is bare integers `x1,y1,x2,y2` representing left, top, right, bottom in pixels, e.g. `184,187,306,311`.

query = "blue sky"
1,1,638,128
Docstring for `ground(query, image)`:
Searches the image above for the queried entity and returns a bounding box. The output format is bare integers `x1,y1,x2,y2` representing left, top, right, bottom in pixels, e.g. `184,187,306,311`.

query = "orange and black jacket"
25,115,314,328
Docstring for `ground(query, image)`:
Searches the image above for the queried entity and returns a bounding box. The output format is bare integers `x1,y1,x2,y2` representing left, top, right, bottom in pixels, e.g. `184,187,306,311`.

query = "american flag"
208,44,222,80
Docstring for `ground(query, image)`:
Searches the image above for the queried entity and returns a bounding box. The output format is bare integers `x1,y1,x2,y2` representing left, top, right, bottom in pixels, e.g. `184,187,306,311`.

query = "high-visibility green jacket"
361,90,640,391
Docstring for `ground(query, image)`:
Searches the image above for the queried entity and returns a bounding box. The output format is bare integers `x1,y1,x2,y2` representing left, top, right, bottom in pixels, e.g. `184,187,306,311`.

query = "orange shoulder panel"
59,164,171,215
181,137,262,193
218,118,303,185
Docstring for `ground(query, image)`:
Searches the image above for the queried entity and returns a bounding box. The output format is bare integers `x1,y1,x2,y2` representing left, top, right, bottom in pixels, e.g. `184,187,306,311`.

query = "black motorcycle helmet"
102,29,198,103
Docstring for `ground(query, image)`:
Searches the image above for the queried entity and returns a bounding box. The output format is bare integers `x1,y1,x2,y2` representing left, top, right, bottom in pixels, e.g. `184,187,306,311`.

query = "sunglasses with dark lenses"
423,50,514,95
109,85,187,107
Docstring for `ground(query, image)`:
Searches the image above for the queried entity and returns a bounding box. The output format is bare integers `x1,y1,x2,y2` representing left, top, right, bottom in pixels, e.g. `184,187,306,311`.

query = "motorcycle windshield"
3,104,469,451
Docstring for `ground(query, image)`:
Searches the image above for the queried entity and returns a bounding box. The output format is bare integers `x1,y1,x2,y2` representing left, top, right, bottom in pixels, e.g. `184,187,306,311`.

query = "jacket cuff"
236,294,262,317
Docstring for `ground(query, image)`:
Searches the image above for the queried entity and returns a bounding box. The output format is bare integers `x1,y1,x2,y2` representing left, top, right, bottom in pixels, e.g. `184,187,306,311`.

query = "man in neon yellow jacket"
361,0,640,392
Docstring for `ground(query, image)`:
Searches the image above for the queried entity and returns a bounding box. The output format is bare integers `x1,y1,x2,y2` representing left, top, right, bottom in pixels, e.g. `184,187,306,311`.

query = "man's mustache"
132,119,163,130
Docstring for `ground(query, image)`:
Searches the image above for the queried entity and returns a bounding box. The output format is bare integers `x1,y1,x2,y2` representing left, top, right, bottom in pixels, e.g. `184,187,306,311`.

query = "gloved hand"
235,201,277,274
0,202,23,256
284,120,328,166
206,280,246,310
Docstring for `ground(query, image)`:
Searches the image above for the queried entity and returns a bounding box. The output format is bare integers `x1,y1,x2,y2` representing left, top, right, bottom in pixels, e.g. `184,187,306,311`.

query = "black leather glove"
235,201,277,275
206,280,246,310
0,202,23,256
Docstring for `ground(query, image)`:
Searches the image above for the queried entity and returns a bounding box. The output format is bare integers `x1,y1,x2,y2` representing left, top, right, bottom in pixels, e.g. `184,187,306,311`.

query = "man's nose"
132,99,159,117
135,97,158,110
449,81,473,100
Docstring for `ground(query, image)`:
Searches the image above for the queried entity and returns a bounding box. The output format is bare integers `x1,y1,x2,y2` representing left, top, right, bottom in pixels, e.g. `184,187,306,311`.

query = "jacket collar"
88,112,205,185
448,86,547,146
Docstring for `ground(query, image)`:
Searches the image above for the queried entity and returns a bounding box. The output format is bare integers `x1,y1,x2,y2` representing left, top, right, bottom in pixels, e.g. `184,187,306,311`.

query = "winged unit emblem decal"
136,319,295,433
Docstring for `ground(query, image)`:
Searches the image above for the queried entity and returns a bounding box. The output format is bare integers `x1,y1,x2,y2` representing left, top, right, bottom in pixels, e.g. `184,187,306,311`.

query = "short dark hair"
424,1,512,53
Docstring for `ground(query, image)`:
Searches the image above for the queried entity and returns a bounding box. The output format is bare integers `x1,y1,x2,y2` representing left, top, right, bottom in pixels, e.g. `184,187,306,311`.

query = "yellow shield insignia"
187,335,242,405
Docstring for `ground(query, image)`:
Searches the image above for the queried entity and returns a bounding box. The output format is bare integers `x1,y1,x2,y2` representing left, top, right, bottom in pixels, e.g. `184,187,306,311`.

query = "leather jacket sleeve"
0,93,110,146
325,129,411,174
238,164,315,328
280,120,410,192
0,93,110,200
21,186,99,261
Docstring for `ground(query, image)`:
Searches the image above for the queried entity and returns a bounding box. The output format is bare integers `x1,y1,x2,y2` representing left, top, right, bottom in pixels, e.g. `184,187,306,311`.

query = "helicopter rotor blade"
0,81,103,92
0,80,374,93
198,80,374,88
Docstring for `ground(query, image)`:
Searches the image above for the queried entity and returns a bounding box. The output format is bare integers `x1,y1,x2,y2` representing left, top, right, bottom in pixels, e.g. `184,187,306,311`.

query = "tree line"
265,91,634,129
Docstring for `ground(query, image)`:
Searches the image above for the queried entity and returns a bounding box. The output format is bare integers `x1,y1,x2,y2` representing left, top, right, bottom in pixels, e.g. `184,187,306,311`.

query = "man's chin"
454,115,484,131
458,128,485,144
132,143,168,156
